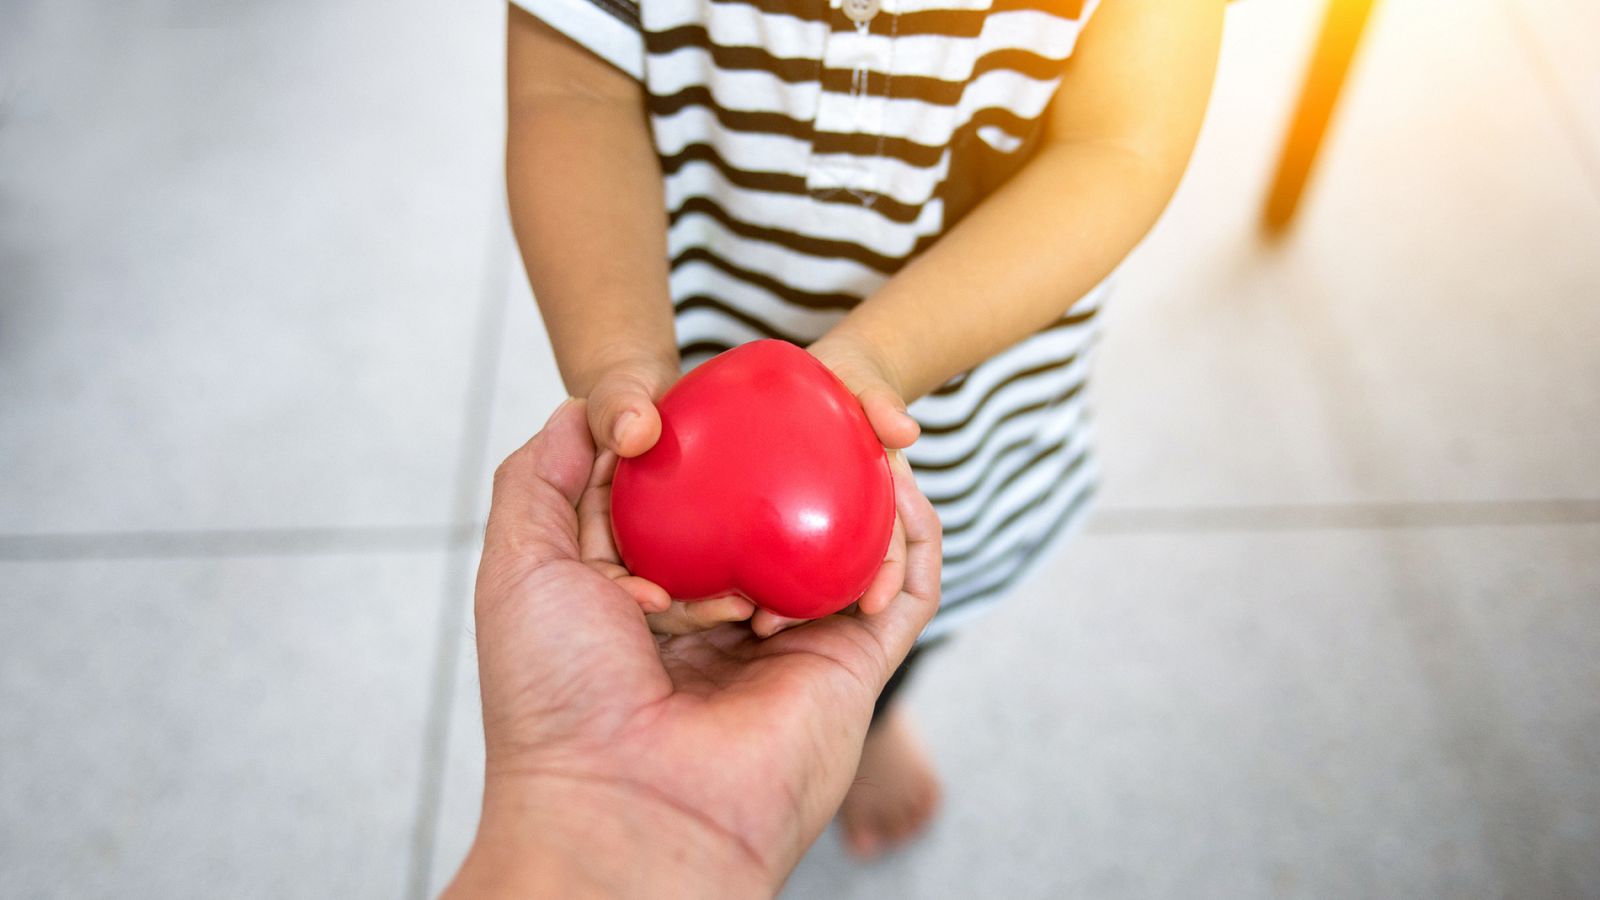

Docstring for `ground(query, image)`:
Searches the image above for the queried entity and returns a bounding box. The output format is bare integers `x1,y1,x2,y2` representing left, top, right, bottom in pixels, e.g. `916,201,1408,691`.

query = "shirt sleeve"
511,0,645,81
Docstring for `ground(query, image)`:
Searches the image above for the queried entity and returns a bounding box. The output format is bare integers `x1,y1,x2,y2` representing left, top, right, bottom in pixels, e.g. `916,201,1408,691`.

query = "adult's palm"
468,400,940,893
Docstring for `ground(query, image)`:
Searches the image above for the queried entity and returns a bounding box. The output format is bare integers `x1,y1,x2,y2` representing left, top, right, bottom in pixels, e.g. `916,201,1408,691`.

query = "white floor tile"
0,551,449,899
1093,0,1600,509
6,0,1596,899
1506,0,1600,162
426,566,489,898
0,1,505,533
469,259,573,523
423,260,565,884
782,524,1600,899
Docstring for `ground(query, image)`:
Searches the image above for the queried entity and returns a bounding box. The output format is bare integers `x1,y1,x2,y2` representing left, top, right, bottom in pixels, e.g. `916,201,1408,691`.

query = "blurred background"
2,0,1596,896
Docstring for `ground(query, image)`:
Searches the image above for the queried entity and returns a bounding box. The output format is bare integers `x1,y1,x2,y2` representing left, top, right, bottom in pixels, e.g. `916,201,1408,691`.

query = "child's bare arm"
811,0,1227,406
508,7,758,635
507,5,677,457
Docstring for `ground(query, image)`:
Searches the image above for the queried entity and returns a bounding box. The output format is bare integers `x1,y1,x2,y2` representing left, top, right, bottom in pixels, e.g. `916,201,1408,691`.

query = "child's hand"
583,360,757,632
583,339,926,640
808,335,921,450
584,356,680,458
578,444,757,635
759,333,926,639
749,451,921,637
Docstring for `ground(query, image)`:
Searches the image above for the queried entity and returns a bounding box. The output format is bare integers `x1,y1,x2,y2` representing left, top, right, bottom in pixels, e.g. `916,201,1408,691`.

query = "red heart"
611,340,895,619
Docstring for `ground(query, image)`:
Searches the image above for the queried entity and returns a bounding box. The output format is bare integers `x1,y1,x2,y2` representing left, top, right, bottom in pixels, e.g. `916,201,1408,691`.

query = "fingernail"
612,410,638,447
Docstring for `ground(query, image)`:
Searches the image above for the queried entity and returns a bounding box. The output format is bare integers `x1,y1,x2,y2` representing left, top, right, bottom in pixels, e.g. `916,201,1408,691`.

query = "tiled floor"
0,552,448,898
2,0,1597,897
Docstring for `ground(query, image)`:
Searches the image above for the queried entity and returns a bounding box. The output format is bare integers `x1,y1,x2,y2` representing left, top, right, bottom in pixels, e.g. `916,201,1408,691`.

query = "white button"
842,0,880,24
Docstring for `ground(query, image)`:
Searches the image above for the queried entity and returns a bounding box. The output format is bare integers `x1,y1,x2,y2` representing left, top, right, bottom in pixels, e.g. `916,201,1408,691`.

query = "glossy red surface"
611,340,895,619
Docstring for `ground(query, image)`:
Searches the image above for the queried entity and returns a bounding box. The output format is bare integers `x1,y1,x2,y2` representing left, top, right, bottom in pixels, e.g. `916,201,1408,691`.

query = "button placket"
842,0,880,24
806,0,896,200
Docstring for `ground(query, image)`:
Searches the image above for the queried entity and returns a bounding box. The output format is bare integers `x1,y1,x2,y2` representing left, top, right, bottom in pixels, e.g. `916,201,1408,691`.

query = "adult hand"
444,399,942,899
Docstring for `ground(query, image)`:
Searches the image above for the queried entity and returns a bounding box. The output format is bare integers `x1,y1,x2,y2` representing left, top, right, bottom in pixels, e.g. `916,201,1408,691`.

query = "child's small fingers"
588,374,663,458
686,595,756,627
645,605,702,636
688,592,755,627
647,596,756,636
581,558,670,613
859,386,919,449
751,609,810,639
645,608,694,636
618,575,672,614
612,405,662,458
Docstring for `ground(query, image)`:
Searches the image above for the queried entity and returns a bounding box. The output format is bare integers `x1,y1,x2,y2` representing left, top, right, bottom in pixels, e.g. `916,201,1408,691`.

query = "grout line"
1501,0,1600,206
3,497,1593,563
404,204,514,900
1087,499,1600,535
0,525,476,561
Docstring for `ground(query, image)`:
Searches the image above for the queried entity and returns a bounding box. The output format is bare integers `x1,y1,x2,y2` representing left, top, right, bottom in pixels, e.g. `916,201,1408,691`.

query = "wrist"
570,343,680,399
808,329,907,400
446,771,773,899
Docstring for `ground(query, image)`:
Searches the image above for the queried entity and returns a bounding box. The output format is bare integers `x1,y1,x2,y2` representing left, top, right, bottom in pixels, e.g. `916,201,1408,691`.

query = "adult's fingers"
575,448,674,614
847,454,941,667
890,454,941,605
483,399,596,568
751,451,913,635
476,401,672,717
856,504,907,616
587,367,667,458
576,449,622,564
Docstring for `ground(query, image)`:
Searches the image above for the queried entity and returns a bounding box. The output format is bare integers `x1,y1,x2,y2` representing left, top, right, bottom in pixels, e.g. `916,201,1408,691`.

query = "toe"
847,824,879,859
855,812,889,860
887,802,916,844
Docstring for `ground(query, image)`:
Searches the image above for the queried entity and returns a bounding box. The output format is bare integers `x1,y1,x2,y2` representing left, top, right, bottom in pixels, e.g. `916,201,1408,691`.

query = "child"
505,0,1223,858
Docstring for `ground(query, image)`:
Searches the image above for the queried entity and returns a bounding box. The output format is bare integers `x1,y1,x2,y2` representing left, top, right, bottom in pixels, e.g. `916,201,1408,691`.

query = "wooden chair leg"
1263,0,1378,233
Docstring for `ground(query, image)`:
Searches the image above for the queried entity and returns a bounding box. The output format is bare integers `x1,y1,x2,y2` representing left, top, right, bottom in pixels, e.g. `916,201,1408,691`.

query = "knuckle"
490,452,521,494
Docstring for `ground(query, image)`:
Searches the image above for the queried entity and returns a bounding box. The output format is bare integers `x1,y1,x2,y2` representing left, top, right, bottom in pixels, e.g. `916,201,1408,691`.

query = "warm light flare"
1264,0,1380,231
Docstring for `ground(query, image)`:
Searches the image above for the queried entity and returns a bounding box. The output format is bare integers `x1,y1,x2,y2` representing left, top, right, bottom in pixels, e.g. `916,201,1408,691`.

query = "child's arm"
509,7,761,635
507,6,678,458
811,0,1227,413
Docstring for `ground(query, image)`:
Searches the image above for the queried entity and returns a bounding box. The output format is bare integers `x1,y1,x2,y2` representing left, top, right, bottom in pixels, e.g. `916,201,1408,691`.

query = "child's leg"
869,639,939,725
842,640,947,859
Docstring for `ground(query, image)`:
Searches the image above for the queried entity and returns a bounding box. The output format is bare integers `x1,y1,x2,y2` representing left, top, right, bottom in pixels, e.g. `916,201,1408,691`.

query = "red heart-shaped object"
611,340,895,619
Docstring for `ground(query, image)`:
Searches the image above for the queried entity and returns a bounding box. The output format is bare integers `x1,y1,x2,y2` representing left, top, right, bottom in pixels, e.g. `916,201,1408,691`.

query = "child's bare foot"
838,706,942,860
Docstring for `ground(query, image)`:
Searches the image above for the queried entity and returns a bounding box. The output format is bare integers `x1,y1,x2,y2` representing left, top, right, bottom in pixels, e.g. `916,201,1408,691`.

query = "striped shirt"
516,0,1106,640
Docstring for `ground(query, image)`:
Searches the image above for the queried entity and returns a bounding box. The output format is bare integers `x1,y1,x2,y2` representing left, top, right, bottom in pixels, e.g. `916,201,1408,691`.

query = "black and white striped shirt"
517,0,1106,639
